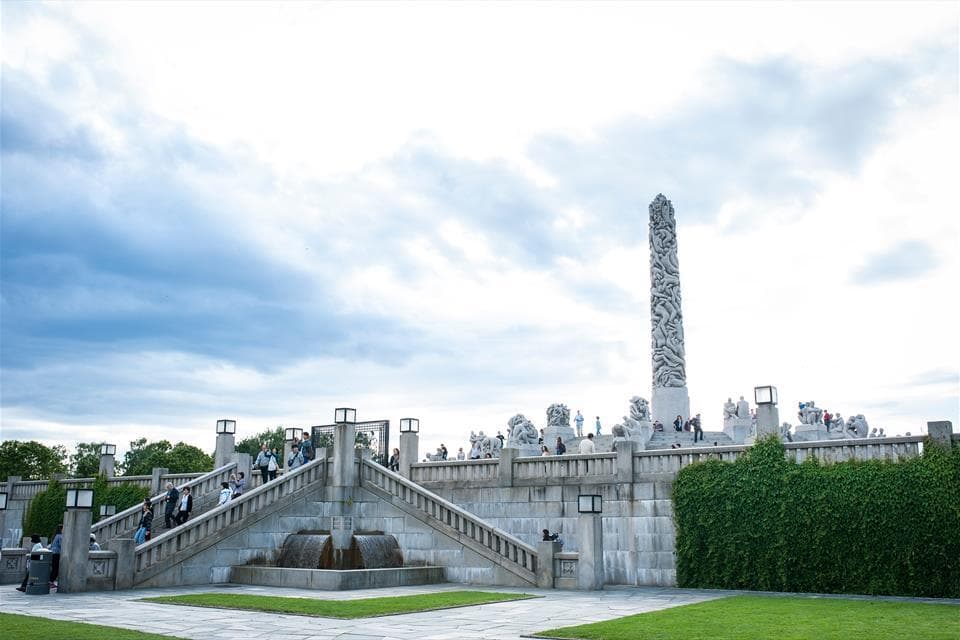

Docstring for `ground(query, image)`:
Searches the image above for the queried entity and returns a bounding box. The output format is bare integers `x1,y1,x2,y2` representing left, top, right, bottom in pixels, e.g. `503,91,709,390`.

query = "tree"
119,438,213,475
0,440,68,481
70,442,104,477
235,426,284,459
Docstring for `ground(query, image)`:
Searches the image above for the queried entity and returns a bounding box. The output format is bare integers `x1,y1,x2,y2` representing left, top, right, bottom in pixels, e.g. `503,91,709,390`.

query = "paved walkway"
3,583,957,639
1,583,731,639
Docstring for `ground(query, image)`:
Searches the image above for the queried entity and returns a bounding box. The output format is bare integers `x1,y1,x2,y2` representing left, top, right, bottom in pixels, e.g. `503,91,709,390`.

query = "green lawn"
1,613,177,640
535,595,960,640
142,589,536,618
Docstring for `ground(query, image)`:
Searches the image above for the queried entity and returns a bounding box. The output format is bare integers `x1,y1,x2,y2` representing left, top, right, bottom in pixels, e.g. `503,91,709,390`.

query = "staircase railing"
133,457,326,577
92,462,237,544
361,458,537,584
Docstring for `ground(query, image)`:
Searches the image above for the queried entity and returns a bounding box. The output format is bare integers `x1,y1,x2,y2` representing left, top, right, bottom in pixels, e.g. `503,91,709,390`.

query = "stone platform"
230,565,445,590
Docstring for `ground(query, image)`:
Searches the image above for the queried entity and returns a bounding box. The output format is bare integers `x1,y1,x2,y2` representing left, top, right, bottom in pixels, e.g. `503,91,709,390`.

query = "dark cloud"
850,240,940,285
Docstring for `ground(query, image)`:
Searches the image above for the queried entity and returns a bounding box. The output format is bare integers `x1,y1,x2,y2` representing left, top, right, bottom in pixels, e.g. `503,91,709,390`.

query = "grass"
1,612,178,640
534,595,960,640
142,589,536,618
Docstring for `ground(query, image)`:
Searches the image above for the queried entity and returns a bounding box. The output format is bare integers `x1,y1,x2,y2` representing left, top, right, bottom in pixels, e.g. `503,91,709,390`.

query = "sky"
1,1,958,461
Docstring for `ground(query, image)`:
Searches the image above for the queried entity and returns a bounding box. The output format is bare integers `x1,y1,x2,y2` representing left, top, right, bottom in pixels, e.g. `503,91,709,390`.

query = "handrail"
92,462,237,543
361,458,537,582
133,457,326,576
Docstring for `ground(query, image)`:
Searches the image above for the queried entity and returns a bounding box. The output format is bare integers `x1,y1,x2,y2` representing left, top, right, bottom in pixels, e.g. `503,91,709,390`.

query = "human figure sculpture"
723,398,737,421
878,428,886,438
736,396,750,419
507,414,539,446
869,428,878,438
469,430,502,458
827,413,844,432
630,397,651,423
780,422,793,442
798,401,823,425
611,423,627,438
546,403,571,427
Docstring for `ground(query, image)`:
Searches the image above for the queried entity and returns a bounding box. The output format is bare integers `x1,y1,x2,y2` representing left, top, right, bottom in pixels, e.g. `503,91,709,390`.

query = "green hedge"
673,436,960,598
22,476,150,539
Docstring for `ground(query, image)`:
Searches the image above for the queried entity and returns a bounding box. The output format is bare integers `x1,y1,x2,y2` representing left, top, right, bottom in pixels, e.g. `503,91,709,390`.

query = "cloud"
850,240,940,285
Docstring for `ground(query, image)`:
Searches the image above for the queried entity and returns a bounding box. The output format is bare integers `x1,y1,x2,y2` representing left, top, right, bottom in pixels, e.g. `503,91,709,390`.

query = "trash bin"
26,551,51,595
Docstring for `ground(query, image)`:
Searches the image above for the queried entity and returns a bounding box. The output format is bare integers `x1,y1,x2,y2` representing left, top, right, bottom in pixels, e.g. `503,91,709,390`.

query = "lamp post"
332,408,357,487
0,492,7,548
398,418,420,478
99,443,117,478
754,386,780,439
60,489,95,593
576,494,604,590
99,504,116,518
214,418,237,469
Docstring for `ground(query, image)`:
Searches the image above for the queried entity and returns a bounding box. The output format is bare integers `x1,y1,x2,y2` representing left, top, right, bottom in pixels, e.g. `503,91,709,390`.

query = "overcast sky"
2,1,958,460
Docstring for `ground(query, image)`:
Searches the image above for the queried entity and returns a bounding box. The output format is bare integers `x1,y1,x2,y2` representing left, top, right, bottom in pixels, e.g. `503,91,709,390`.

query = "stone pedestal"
613,439,635,482
214,433,236,469
332,422,357,487
151,467,169,493
792,424,831,442
498,448,516,487
723,418,751,444
110,538,135,590
509,444,541,458
536,540,562,589
652,386,690,430
399,432,418,478
755,404,780,439
577,514,604,590
927,421,954,449
543,425,576,451
59,508,92,593
98,453,115,478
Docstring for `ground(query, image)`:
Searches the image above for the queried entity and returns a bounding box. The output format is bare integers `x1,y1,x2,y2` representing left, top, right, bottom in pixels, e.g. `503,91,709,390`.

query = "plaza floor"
1,582,730,639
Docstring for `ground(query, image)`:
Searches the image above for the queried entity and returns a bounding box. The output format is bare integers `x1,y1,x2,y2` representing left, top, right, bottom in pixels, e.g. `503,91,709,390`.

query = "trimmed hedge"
673,436,960,598
22,476,150,539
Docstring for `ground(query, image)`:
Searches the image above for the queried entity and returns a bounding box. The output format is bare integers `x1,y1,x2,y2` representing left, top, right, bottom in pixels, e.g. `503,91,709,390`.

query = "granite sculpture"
507,414,539,446
469,430,502,459
798,401,824,425
723,398,737,420
546,404,571,427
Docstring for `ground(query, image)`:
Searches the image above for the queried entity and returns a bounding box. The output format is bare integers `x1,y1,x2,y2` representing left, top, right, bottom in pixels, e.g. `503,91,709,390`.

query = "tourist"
469,442,482,460
540,445,550,456
48,524,62,587
555,437,566,456
300,432,313,462
89,534,100,551
217,482,232,506
673,415,683,432
389,448,400,471
269,447,280,480
16,534,45,592
654,420,664,432
231,472,246,498
595,416,602,436
579,433,596,454
539,428,544,444
288,444,304,470
496,431,505,445
542,528,564,546
574,410,584,437
484,453,493,458
693,414,704,442
163,482,180,529
176,487,193,524
456,447,465,460
823,409,832,427
255,443,271,484
440,444,448,460
134,501,153,544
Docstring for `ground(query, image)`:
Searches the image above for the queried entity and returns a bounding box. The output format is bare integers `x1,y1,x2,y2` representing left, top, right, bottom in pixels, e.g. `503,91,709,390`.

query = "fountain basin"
230,565,446,590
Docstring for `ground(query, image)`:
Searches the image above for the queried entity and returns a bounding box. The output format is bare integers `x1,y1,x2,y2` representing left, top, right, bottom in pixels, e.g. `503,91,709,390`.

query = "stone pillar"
927,421,954,449
399,431,419,478
231,452,252,484
536,540,561,589
649,194,691,427
214,433,235,469
59,508,92,593
110,537,135,590
576,513,604,590
98,452,115,478
756,405,780,439
614,439,635,483
332,422,356,487
282,439,294,472
498,447,516,488
151,467,169,494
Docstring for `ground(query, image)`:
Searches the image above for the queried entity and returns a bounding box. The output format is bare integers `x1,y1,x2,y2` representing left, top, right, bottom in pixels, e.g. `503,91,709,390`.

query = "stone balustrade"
409,459,498,484
133,457,326,578
92,463,237,545
513,453,618,484
361,458,538,584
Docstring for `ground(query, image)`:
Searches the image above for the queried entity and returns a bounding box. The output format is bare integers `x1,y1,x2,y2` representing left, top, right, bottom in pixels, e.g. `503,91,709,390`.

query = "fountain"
231,530,442,590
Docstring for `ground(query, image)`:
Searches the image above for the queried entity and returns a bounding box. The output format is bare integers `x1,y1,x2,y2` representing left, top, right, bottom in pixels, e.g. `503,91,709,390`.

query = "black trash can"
26,551,51,595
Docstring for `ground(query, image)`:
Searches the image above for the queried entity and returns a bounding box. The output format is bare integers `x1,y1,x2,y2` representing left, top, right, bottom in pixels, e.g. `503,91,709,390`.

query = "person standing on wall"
595,416,602,436
574,410,584,437
254,443,271,484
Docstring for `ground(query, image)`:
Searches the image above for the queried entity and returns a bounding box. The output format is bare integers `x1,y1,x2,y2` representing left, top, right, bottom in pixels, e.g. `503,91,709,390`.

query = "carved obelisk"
649,194,690,427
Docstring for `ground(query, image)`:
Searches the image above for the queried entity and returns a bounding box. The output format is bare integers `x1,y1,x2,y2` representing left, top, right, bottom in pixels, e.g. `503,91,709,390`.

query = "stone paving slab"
2,583,957,640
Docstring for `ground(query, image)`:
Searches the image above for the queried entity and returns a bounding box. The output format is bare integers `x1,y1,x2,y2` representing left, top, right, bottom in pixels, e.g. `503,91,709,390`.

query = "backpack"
301,440,313,461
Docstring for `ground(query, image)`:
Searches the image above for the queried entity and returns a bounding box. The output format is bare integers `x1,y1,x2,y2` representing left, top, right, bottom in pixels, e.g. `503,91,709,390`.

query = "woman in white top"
217,482,232,506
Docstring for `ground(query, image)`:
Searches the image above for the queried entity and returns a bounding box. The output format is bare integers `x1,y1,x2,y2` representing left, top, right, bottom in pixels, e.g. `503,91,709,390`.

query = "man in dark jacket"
163,482,180,529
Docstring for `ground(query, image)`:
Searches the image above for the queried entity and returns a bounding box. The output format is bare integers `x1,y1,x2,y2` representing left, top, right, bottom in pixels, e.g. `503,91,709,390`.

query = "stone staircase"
360,458,538,585
646,429,735,450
